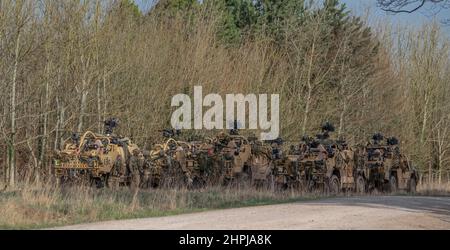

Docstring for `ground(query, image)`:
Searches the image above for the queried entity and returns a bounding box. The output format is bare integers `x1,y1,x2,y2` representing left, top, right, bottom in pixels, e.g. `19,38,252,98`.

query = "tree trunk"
59,105,66,149
102,71,107,128
54,97,60,151
97,80,102,133
38,63,50,184
77,78,88,133
302,42,315,135
338,100,347,136
9,31,21,188
428,161,432,184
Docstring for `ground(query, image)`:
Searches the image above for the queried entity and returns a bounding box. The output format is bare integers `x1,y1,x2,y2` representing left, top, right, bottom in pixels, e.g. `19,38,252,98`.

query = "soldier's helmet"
387,137,399,146
372,133,384,143
217,132,228,142
247,133,258,142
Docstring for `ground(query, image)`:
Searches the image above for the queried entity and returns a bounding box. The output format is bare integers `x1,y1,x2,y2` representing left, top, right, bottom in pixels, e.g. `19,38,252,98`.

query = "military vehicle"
273,136,310,190
354,133,418,193
53,118,141,188
294,122,357,193
249,138,275,188
330,138,357,193
178,138,222,187
214,131,252,185
147,136,193,188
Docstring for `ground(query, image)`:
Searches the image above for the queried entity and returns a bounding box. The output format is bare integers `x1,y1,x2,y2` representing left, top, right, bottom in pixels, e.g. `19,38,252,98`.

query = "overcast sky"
133,0,450,35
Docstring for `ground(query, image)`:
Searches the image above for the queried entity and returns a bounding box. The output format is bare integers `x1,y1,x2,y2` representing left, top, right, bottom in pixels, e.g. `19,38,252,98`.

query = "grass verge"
0,182,448,229
0,183,322,229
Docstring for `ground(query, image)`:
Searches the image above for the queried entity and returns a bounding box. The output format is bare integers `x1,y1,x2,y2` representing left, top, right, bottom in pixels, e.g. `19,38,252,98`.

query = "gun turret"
316,122,335,140
229,120,240,135
104,118,119,135
162,129,181,138
387,137,399,146
71,133,80,145
372,133,384,145
264,137,284,146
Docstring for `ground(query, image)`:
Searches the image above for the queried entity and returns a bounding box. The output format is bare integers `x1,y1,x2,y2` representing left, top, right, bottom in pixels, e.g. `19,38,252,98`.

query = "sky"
341,0,450,35
133,0,450,35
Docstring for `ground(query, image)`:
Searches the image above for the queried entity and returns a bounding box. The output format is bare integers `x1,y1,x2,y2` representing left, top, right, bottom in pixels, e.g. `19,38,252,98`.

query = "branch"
381,0,427,13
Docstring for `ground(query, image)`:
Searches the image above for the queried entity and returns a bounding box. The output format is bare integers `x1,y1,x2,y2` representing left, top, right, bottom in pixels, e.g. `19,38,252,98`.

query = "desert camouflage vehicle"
147,137,193,188
249,138,275,188
294,123,357,193
273,137,310,190
186,138,223,187
177,138,222,187
354,134,418,193
327,138,357,193
214,131,252,185
53,118,141,188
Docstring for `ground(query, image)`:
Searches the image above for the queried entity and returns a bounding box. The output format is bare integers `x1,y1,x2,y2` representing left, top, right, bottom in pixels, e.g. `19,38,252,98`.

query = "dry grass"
1,181,448,229
417,183,450,196
0,182,321,229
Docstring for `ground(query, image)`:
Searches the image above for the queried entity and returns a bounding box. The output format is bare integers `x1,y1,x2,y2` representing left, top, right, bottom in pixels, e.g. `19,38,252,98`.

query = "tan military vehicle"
249,139,275,188
53,118,141,188
184,139,222,187
148,137,193,188
214,132,252,185
296,123,357,194
327,139,357,193
273,137,310,190
354,134,418,193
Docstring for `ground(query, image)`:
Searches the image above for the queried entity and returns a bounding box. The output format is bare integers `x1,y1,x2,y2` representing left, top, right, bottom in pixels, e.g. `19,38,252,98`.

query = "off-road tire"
389,175,398,193
356,175,366,194
328,175,341,194
409,177,417,194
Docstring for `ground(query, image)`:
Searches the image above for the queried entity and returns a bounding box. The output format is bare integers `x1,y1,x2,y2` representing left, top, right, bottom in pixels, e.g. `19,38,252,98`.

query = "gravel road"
55,196,450,230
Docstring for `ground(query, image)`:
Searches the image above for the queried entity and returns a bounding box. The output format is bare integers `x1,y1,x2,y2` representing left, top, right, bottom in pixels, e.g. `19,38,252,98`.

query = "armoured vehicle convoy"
53,118,141,188
147,130,221,188
354,134,418,193
147,128,272,188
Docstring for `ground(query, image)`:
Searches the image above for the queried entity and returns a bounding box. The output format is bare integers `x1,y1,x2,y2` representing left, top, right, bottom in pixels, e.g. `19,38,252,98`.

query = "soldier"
141,150,151,188
94,139,103,155
129,148,143,189
215,132,230,149
270,138,283,160
174,146,193,187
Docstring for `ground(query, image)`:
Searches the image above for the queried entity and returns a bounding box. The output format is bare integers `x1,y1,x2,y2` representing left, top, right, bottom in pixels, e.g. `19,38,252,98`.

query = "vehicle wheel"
92,177,105,188
237,166,252,187
389,175,398,193
107,176,120,189
306,179,316,192
192,176,206,189
409,178,417,194
328,175,341,194
264,174,275,191
356,175,366,194
276,182,288,191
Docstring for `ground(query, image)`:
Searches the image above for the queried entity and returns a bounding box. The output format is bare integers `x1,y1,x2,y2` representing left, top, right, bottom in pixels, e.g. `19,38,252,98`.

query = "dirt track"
56,196,450,230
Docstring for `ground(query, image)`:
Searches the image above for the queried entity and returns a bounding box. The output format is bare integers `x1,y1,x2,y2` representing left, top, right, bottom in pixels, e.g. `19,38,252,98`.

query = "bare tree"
378,0,449,13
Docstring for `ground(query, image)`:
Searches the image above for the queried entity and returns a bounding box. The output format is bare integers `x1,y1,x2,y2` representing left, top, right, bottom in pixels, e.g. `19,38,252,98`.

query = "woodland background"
0,0,449,187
